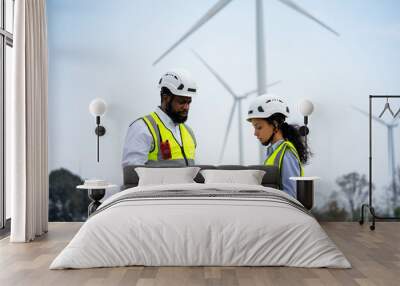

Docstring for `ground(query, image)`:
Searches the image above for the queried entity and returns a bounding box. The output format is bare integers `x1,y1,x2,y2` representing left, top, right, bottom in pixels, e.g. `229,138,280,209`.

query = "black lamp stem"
305,128,307,150
304,116,308,150
97,116,100,162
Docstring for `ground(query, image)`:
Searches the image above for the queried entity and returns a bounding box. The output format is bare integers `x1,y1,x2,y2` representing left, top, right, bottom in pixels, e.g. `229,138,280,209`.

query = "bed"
49,165,351,269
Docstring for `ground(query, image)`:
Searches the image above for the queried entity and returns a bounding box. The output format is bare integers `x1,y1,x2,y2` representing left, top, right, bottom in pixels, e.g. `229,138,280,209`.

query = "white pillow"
200,169,266,185
135,167,200,186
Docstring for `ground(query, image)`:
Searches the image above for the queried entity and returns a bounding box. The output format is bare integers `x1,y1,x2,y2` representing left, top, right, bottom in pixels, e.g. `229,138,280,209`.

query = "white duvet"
50,183,351,269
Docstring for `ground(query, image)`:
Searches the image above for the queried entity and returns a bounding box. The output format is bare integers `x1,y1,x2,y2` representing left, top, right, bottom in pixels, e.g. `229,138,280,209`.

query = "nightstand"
289,176,320,210
77,181,117,216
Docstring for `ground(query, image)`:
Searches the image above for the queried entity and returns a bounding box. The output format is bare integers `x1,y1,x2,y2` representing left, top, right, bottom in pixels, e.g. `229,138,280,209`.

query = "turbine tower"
193,50,280,164
153,0,339,162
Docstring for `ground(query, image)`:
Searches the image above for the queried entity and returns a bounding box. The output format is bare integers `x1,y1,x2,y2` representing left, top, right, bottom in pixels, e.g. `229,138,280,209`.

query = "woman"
247,94,310,198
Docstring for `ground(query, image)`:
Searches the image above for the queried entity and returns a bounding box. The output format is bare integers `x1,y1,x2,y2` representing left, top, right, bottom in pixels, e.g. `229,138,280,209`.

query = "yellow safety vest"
142,112,196,166
264,140,304,188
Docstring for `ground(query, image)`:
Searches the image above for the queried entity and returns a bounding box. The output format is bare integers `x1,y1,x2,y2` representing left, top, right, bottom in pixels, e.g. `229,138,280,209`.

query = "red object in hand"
160,140,172,160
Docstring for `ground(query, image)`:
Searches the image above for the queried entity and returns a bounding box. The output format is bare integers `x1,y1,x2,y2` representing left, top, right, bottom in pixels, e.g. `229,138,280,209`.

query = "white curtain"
10,0,48,242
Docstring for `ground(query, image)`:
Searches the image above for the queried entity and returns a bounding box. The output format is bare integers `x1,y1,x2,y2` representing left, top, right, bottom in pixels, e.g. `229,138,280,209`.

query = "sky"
47,0,400,208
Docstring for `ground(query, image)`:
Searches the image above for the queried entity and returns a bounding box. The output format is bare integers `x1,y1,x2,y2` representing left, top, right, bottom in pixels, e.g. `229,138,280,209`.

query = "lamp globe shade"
89,98,107,117
299,99,314,116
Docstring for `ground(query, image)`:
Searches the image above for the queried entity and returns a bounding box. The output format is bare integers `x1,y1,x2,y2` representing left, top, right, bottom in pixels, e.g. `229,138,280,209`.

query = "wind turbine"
153,0,339,162
353,106,399,206
192,50,280,164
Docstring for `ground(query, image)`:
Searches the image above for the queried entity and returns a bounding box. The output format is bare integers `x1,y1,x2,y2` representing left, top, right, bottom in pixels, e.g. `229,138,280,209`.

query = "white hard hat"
158,69,197,97
246,94,290,121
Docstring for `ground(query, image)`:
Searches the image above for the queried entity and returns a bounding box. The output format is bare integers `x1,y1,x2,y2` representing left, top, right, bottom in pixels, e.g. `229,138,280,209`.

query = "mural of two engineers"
47,0,400,222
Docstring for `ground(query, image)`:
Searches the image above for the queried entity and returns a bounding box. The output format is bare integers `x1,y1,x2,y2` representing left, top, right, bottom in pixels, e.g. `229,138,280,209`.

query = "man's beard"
166,100,188,124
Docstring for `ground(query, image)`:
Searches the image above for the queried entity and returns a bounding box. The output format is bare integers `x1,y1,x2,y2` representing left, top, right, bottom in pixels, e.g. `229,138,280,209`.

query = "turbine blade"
192,49,238,99
277,0,340,36
241,80,282,98
153,0,233,65
220,101,238,162
352,106,388,126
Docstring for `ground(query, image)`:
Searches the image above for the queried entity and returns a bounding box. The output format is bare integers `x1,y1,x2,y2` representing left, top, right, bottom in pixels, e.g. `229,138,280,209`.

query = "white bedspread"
50,183,351,269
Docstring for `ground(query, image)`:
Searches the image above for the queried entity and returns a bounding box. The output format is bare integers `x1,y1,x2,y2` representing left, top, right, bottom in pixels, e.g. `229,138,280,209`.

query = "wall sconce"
89,98,107,162
298,99,314,149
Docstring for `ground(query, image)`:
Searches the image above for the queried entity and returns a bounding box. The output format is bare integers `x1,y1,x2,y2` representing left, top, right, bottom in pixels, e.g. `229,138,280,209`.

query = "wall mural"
47,0,400,221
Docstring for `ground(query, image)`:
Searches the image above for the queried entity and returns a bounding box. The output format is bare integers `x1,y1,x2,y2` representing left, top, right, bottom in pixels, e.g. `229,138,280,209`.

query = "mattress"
50,183,351,269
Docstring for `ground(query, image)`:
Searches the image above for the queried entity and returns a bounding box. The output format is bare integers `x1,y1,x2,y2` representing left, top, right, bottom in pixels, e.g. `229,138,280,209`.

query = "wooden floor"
0,222,399,286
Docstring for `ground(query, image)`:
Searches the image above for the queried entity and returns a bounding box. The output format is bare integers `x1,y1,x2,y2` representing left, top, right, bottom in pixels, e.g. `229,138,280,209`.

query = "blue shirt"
265,139,300,198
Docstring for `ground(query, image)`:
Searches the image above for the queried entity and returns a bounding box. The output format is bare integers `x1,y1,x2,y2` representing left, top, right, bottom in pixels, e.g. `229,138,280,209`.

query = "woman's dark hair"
264,113,311,164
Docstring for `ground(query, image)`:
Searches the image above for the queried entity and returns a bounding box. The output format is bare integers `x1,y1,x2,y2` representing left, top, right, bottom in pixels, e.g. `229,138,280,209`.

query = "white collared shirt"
121,107,183,167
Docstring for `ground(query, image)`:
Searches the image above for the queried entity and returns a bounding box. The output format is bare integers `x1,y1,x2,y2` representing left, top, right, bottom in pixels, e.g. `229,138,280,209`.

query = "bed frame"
122,165,281,190
121,165,316,210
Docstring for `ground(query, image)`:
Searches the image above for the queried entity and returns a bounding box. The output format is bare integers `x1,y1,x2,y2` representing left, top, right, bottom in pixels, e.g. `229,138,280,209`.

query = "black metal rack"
359,95,400,230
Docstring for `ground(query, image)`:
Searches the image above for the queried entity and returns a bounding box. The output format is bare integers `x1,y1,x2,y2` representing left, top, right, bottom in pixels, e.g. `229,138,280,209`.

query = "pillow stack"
135,167,266,186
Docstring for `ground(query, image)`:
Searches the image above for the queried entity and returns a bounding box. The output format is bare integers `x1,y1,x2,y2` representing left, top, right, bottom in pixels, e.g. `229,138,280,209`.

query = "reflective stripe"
265,141,286,167
179,124,196,160
264,140,304,188
275,144,287,167
285,141,304,176
142,112,196,165
142,116,158,160
184,124,197,147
